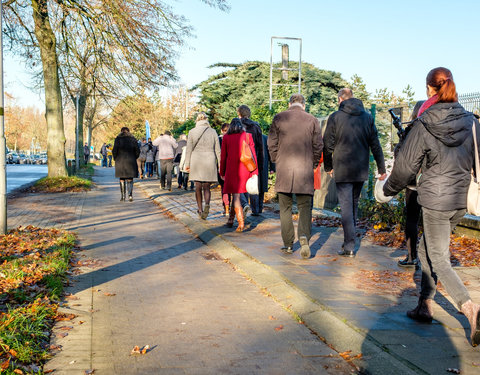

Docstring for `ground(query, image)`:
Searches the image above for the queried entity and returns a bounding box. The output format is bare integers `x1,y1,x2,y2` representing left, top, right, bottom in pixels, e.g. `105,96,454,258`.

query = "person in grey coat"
184,112,221,219
113,127,140,202
268,94,323,259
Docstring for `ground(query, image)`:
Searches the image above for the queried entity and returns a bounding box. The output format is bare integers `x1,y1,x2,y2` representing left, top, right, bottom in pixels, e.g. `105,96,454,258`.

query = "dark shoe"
338,249,354,257
201,205,210,220
461,300,480,347
243,205,251,217
407,297,433,323
281,246,293,254
299,235,310,259
226,206,235,227
398,257,419,268
127,180,133,202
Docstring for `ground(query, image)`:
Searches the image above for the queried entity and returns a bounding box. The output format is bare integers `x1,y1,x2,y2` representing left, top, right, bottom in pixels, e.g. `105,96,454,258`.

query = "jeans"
159,159,173,189
156,160,161,178
137,159,146,177
336,181,364,252
418,207,470,309
102,155,108,167
278,193,313,247
108,155,113,167
145,162,153,177
240,193,260,214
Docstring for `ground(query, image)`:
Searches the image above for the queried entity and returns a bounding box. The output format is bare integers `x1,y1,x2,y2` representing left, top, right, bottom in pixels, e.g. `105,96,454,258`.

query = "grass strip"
0,226,77,374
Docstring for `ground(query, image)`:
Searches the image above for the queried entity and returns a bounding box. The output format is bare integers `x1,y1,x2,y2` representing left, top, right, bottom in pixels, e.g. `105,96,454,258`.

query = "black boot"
407,297,433,323
119,180,126,202
127,180,133,202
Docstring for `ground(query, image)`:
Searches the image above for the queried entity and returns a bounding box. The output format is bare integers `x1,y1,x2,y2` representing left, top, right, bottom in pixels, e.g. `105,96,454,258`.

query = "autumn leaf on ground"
65,294,79,300
56,332,68,338
339,350,352,360
55,313,76,321
58,325,73,330
49,344,62,351
268,316,277,320
78,321,86,325
9,349,18,357
85,370,95,374
274,325,284,331
141,345,150,354
1,359,10,370
13,369,23,374
104,292,116,296
131,346,141,355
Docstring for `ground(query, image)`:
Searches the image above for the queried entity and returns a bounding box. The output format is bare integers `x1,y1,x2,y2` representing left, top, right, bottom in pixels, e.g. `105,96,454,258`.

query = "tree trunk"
32,0,67,177
74,93,86,164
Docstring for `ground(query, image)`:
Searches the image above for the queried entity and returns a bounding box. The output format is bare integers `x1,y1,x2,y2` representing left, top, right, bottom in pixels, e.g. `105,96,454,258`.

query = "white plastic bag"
246,175,259,195
374,175,393,203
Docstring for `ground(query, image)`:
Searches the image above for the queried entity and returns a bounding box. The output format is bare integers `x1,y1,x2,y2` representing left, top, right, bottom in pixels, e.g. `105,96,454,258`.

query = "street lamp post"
0,1,7,234
75,95,80,171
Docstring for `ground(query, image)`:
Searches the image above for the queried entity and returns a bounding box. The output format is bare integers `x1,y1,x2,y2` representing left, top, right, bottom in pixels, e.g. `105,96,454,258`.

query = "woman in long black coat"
113,127,140,201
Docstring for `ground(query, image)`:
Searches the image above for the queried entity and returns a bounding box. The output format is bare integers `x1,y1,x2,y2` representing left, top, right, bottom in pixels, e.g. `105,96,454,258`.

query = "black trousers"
278,193,313,247
336,181,364,252
405,188,421,260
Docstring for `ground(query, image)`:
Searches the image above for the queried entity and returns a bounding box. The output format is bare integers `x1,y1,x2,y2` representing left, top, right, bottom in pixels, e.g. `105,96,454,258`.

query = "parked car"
18,154,29,164
7,152,20,164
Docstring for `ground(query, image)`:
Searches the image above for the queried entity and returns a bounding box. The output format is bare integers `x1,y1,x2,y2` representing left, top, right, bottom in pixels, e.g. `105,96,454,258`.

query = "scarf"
417,94,438,117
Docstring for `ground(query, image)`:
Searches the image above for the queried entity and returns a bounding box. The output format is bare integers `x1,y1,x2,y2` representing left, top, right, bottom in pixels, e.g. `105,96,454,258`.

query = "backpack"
138,144,148,162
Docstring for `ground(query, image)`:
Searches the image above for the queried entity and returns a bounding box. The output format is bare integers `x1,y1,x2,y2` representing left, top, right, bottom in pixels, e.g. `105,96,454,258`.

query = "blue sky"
5,0,480,107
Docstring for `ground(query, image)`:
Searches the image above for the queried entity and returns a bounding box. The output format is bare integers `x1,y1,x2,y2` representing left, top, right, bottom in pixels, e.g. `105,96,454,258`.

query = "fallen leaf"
56,332,68,338
141,345,150,354
1,359,10,370
59,326,73,331
9,349,17,357
104,292,116,296
44,370,55,374
274,325,284,331
131,345,141,355
49,344,62,351
78,321,86,325
473,362,480,367
65,295,79,300
268,316,277,320
13,369,23,374
339,350,352,360
85,369,95,374
69,360,76,365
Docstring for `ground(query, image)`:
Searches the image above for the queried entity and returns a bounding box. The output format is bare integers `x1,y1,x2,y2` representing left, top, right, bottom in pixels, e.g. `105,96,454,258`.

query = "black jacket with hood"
323,97,386,182
384,102,480,211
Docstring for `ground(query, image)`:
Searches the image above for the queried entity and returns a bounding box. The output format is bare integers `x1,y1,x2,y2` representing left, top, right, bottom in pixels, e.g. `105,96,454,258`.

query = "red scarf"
417,94,438,117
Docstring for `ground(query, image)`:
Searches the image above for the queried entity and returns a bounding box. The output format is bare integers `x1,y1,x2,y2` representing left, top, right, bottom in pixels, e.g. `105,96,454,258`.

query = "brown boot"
226,206,235,228
234,207,244,232
461,300,480,347
224,204,229,217
407,297,433,323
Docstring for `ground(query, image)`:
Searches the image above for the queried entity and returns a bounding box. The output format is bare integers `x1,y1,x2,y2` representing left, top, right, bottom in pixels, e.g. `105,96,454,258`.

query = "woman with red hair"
383,67,480,346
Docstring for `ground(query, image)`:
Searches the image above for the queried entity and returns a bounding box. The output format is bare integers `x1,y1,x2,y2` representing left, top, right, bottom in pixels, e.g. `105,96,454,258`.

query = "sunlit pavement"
8,167,355,374
137,175,480,375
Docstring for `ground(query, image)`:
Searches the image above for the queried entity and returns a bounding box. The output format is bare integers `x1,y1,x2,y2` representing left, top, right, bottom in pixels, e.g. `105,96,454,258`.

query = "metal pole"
0,1,7,234
269,37,273,110
75,95,79,173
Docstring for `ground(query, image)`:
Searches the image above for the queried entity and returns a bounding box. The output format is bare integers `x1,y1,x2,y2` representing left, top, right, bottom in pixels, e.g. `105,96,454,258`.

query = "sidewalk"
136,177,480,375
7,167,355,374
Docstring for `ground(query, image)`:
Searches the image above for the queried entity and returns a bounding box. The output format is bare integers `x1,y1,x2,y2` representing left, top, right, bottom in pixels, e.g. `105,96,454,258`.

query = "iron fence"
459,92,480,114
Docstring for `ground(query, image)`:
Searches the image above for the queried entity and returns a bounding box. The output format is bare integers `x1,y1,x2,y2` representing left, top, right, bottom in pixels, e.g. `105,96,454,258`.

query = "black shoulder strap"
192,127,209,152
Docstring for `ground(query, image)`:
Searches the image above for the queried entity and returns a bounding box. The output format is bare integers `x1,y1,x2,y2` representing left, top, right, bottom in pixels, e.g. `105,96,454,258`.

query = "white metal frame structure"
269,36,302,110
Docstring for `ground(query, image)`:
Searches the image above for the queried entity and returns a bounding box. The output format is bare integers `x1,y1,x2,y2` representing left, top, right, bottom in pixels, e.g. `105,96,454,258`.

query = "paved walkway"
7,167,354,374
135,176,480,375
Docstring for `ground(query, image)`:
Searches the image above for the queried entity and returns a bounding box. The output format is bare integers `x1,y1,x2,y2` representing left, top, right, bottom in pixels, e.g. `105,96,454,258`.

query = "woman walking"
220,118,258,232
184,113,221,219
113,127,140,202
383,67,480,346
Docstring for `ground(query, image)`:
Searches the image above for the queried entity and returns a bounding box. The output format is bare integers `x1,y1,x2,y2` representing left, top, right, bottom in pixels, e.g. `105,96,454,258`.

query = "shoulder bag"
240,133,257,172
467,121,480,216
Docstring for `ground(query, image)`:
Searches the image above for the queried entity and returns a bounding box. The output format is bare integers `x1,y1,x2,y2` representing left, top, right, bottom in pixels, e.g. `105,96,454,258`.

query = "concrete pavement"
135,176,480,375
8,167,355,374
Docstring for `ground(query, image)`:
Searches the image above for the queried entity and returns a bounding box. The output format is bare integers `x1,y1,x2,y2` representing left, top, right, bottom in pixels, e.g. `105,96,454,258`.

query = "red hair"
426,67,458,103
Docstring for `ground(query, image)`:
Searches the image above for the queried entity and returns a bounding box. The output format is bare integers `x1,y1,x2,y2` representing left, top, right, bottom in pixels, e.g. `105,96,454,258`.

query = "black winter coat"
384,102,479,211
113,132,140,178
323,98,386,182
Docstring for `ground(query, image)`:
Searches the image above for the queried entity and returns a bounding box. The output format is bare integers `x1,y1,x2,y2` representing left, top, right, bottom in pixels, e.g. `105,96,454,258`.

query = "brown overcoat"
267,105,323,195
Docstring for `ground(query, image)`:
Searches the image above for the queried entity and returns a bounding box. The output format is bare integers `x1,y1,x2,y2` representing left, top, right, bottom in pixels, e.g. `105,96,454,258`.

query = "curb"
139,183,425,375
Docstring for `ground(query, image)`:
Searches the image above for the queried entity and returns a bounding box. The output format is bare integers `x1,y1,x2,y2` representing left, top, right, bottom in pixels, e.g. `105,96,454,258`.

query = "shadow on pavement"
361,287,461,374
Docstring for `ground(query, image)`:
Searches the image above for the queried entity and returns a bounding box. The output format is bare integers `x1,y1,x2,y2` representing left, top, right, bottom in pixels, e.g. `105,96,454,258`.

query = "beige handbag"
467,121,480,216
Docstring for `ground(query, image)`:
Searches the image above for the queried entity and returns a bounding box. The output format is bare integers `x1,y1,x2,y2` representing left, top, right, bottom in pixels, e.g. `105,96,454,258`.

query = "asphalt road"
7,164,48,193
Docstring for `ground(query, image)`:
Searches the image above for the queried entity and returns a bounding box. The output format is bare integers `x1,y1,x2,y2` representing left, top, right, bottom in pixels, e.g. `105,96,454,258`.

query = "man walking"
323,88,386,257
153,131,178,191
268,94,323,259
83,143,90,165
238,105,264,216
